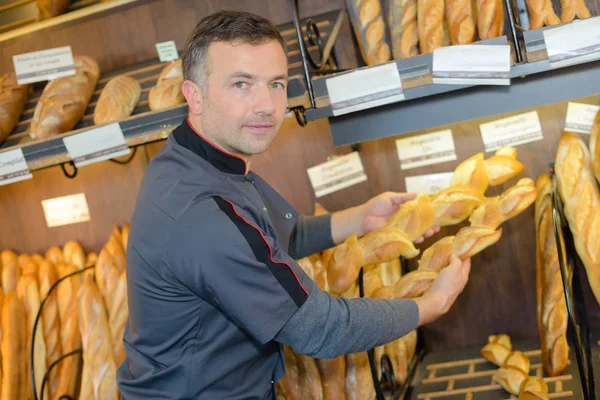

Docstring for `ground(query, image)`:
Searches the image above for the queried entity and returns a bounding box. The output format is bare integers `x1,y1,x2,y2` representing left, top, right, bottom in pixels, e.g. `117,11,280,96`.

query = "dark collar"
173,116,247,175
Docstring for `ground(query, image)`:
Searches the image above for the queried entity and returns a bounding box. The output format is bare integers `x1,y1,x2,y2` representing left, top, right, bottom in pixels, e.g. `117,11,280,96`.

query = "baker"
117,10,471,399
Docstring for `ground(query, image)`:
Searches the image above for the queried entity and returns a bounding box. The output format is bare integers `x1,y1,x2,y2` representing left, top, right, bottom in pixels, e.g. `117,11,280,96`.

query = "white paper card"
42,193,90,228
63,123,130,167
405,172,454,196
13,46,75,85
0,148,32,186
307,152,367,198
565,102,600,134
156,41,179,62
326,62,404,116
396,130,457,170
543,17,600,68
480,111,544,152
432,45,511,85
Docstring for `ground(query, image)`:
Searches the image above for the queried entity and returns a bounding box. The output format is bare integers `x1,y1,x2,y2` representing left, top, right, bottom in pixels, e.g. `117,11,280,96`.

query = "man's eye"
234,82,248,89
271,82,285,89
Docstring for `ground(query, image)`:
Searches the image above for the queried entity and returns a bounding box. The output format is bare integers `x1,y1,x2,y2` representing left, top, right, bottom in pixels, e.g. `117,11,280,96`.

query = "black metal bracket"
60,161,78,179
292,106,307,127
505,0,525,64
108,146,137,165
40,349,83,400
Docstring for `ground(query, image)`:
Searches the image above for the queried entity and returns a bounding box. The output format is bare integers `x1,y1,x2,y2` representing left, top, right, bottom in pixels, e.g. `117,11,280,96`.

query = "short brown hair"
182,11,286,87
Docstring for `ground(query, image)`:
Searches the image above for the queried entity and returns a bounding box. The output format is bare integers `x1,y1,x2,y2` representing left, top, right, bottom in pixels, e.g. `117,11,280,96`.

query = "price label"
480,111,543,152
63,123,130,168
396,130,457,170
13,46,75,85
307,152,367,198
155,41,179,62
326,62,404,116
42,193,90,228
565,102,600,134
0,148,32,186
432,45,511,85
405,172,454,196
543,17,600,68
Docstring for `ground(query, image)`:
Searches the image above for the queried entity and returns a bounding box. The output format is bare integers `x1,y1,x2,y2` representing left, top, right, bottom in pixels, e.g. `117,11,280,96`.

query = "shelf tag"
326,62,404,116
13,46,75,85
432,45,511,85
480,111,544,152
565,102,600,134
405,172,454,196
543,17,600,68
307,152,367,198
155,41,179,62
0,148,32,186
42,193,90,228
63,123,130,168
396,129,457,170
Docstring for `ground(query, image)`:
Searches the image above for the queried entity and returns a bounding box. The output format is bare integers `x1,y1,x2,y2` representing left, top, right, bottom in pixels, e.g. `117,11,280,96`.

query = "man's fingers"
414,237,424,244
391,192,416,205
433,225,441,233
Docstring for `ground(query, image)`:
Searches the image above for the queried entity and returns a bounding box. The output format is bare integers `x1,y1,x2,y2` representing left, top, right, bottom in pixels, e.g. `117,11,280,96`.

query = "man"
117,10,471,399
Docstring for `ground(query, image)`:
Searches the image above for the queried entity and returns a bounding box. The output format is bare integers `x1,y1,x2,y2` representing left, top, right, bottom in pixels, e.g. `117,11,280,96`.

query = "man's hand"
414,255,471,326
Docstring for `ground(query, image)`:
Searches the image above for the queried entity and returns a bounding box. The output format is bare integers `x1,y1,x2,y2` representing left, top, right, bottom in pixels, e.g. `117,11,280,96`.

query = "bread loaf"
589,108,600,184
37,0,71,21
345,352,375,400
446,0,477,44
476,0,505,39
46,245,65,265
417,0,450,53
519,377,550,399
554,132,600,306
0,73,29,144
525,0,560,29
385,0,419,59
1,249,20,293
94,75,141,125
122,222,131,250
481,333,512,366
106,232,127,273
78,276,119,400
346,0,392,65
493,351,531,395
110,272,128,366
316,357,346,400
31,253,44,265
158,59,183,81
560,0,591,22
63,240,86,270
1,291,25,400
31,56,100,139
149,78,185,111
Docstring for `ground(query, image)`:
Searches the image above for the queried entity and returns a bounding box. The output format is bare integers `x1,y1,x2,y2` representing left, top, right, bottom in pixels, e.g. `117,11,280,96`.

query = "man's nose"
252,85,275,115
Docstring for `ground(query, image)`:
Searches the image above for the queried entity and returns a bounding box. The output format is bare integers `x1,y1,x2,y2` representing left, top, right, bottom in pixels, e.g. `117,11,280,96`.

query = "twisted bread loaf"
385,0,419,59
589,108,600,184
493,350,531,395
346,0,392,65
560,0,591,22
526,0,560,29
481,333,512,366
554,132,600,306
519,377,550,399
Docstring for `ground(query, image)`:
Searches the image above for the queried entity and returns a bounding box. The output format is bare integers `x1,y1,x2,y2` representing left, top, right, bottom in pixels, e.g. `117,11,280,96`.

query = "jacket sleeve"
288,215,336,259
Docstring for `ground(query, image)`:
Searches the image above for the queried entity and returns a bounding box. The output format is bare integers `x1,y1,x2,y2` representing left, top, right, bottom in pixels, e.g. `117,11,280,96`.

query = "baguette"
122,222,131,251
476,0,505,39
554,132,600,306
46,246,64,265
493,351,531,395
560,0,591,22
417,0,450,53
525,0,560,29
1,250,20,293
31,253,44,265
37,0,71,21
1,291,26,400
345,0,392,65
78,276,119,400
0,73,29,144
31,56,100,139
345,352,375,400
63,240,86,270
316,357,346,400
94,75,141,125
109,272,128,366
385,0,419,59
446,0,477,44
106,232,127,273
589,108,600,184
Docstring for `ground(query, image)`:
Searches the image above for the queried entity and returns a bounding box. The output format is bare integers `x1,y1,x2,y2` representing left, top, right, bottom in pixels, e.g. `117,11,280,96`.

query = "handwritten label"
396,130,457,170
42,193,91,228
326,62,404,116
0,148,32,186
307,152,367,198
565,102,600,134
13,46,75,85
432,45,511,85
544,17,600,68
63,123,130,167
480,111,543,152
155,41,179,62
405,172,454,196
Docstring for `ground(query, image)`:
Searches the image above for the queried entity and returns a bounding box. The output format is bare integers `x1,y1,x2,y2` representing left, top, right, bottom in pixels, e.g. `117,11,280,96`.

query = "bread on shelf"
385,0,419,59
37,0,72,21
476,0,504,40
0,73,30,145
345,0,392,65
94,75,142,125
149,60,185,111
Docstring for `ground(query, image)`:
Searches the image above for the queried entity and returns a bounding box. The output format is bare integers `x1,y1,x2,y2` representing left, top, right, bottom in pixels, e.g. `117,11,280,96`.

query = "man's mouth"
244,124,273,134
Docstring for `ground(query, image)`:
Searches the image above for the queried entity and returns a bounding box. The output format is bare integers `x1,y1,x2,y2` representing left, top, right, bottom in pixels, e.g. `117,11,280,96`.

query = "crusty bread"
418,0,450,53
385,0,419,59
560,0,591,22
149,78,185,111
346,0,392,65
63,240,86,270
526,0,560,29
1,291,26,400
476,0,505,39
446,0,477,44
0,73,29,144
94,75,141,125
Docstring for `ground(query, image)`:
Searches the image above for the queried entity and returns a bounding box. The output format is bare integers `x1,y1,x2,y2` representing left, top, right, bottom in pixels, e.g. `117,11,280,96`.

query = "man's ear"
182,80,203,116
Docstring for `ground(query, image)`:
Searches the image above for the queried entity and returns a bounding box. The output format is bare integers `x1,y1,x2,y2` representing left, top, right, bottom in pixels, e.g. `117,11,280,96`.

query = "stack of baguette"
0,222,129,400
525,0,590,29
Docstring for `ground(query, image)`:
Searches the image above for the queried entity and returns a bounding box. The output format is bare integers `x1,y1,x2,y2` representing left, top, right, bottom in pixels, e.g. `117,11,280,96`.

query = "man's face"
198,40,288,157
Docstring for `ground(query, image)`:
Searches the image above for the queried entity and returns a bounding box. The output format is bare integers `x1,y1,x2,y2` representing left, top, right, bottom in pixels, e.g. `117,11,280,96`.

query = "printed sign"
13,46,75,85
405,172,454,196
63,123,130,167
565,102,600,134
156,41,179,62
396,130,457,170
432,45,511,85
479,111,544,152
0,148,32,186
307,152,367,198
326,62,404,116
544,17,600,68
42,193,91,228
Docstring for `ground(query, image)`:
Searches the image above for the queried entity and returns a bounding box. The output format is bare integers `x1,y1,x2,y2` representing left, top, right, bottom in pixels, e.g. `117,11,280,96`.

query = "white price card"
405,172,454,196
13,46,75,85
326,62,404,116
543,17,600,68
155,41,179,62
432,45,511,85
42,193,90,228
565,102,600,134
0,148,32,186
395,130,457,170
479,111,543,152
307,152,367,198
63,123,130,168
